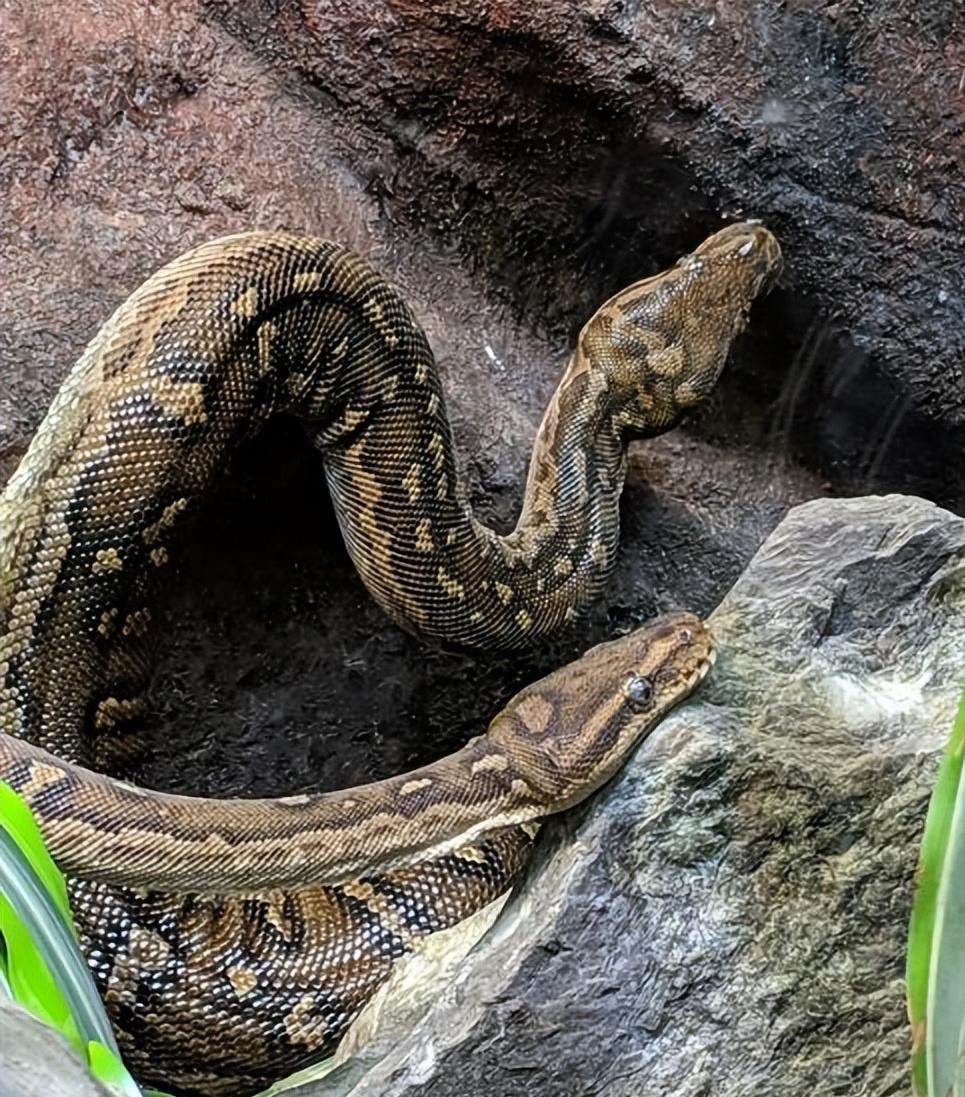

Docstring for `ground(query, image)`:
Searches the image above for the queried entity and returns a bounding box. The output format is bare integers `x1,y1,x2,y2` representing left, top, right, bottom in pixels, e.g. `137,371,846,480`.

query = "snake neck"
320,342,626,651
0,234,629,759
508,354,627,581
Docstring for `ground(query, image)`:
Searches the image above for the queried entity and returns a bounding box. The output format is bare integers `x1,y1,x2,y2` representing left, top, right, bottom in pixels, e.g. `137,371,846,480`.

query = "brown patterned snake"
0,222,780,1094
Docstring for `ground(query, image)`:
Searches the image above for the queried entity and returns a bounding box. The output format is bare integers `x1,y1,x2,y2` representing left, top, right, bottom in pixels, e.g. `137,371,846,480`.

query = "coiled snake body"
0,223,780,1094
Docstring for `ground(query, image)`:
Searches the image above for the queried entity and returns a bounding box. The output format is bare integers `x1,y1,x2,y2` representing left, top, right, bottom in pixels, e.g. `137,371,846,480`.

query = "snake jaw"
690,641,718,688
693,220,783,274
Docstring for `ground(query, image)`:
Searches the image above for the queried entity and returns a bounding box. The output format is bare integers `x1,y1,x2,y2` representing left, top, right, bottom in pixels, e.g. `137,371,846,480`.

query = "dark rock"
297,495,964,1097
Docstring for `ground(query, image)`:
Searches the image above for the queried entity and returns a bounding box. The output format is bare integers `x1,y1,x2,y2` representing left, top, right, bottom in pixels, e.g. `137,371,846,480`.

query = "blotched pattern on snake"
0,222,780,1094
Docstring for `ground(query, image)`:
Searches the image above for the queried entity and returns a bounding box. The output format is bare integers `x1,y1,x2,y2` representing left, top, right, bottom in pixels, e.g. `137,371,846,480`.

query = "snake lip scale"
0,221,779,1094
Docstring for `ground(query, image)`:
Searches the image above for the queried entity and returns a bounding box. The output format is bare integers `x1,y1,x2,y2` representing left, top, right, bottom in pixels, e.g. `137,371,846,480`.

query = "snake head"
579,221,782,438
489,611,715,808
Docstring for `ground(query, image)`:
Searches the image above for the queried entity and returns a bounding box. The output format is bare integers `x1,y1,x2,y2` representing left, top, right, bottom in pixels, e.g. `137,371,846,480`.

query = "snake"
0,221,780,1095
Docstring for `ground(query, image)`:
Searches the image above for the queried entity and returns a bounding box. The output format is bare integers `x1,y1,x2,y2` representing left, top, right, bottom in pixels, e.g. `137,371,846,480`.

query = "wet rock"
297,494,963,1097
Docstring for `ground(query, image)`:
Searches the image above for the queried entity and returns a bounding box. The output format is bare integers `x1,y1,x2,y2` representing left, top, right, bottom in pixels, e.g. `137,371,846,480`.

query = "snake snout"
694,220,783,291
735,223,783,291
665,613,715,682
630,610,715,693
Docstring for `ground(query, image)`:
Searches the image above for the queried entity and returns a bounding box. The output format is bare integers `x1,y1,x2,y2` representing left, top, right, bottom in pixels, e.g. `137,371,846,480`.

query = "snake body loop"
0,223,780,1094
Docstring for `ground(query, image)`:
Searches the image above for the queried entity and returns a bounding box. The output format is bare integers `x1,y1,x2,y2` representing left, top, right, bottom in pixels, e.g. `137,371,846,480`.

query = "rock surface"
0,1002,115,1097
292,494,964,1097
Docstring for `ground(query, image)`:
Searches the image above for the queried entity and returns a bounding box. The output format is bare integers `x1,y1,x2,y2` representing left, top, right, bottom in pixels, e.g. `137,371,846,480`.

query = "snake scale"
0,221,780,1094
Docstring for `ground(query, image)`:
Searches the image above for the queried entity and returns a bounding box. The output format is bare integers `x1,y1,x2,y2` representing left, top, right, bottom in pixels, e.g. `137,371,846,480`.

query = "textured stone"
0,1002,116,1097
295,495,964,1097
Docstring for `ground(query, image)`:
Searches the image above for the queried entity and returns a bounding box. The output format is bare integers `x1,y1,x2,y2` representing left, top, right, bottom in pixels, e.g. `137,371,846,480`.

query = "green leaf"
86,1040,144,1097
957,1011,965,1096
0,783,73,922
0,782,129,1069
0,804,119,1053
0,821,86,1051
907,687,965,1095
0,884,81,1046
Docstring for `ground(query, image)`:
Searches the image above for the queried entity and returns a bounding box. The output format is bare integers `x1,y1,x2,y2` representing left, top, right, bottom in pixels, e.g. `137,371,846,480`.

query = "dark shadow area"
698,288,965,512
142,421,601,799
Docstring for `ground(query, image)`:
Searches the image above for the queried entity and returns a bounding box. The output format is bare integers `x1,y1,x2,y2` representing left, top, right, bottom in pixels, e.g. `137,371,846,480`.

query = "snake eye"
624,674,654,710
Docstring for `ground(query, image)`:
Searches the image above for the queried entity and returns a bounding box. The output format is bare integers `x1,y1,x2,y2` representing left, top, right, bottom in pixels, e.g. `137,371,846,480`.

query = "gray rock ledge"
299,494,964,1097
0,1000,116,1097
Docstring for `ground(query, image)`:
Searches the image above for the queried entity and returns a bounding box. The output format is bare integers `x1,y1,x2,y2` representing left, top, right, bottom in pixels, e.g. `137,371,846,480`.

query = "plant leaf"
907,687,965,1096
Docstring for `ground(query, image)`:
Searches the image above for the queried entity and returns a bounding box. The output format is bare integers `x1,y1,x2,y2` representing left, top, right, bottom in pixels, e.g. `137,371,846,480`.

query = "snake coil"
0,222,780,1093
